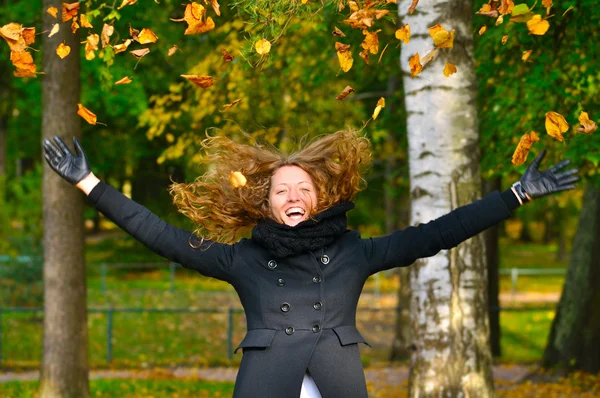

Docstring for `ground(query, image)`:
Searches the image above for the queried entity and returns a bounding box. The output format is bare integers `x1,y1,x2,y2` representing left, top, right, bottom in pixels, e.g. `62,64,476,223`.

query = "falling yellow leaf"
10,51,36,75
255,38,271,55
361,30,379,55
229,171,247,188
359,48,369,64
479,26,487,35
545,111,569,142
335,42,353,72
85,34,99,61
221,48,234,61
113,39,132,54
542,0,552,7
221,99,242,112
495,15,504,26
522,50,532,62
395,24,410,44
332,26,346,37
408,0,419,14
498,0,515,15
511,131,540,165
47,6,59,18
409,53,422,77
502,35,508,45
137,28,158,44
71,17,79,34
56,42,71,58
48,23,60,38
101,24,114,48
443,62,457,77
130,48,150,58
526,15,550,35
117,0,138,10
168,45,179,56
336,85,355,100
429,24,455,48
372,97,385,120
80,14,93,28
115,76,132,85
77,103,99,125
421,48,439,66
181,74,215,88
170,3,215,35
0,23,23,41
577,111,597,134
208,0,221,16
61,2,79,22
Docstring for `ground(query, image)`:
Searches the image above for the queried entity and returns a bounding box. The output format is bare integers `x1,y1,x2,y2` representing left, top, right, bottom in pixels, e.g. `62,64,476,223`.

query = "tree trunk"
39,1,89,397
542,185,600,373
398,0,494,395
483,176,501,357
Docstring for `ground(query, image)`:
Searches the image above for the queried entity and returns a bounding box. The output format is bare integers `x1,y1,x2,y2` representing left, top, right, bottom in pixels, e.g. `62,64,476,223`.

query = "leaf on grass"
336,85,354,100
49,23,60,38
545,111,569,141
62,2,80,22
85,34,99,61
526,15,550,35
409,53,422,77
577,111,597,134
101,24,114,48
522,50,532,62
117,0,138,10
229,171,247,187
221,48,234,61
372,97,385,120
408,0,419,14
170,3,215,35
137,28,158,44
181,74,215,88
335,42,353,72
168,45,179,56
429,24,455,48
221,99,242,112
115,76,132,85
47,6,59,18
77,103,99,125
130,48,150,58
511,131,540,165
255,38,271,55
80,14,93,28
56,42,71,58
395,24,410,44
332,26,346,37
443,62,457,77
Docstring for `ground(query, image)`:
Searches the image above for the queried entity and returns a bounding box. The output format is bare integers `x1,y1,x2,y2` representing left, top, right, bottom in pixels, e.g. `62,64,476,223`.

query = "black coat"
89,182,519,398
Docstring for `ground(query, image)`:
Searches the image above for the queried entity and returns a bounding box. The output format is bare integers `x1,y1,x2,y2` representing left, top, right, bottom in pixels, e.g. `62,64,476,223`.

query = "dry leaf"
511,131,540,165
61,2,80,22
115,76,132,85
521,50,532,62
137,28,158,44
85,34,99,61
113,39,132,53
47,6,59,18
476,4,499,18
359,48,369,64
361,30,379,55
336,85,354,100
80,14,93,28
49,23,60,38
332,26,346,37
372,97,385,120
526,14,550,35
130,48,150,58
170,3,215,35
56,42,71,58
101,24,114,48
429,24,455,48
168,45,179,56
409,53,422,77
479,26,487,35
545,111,569,141
77,103,98,125
10,51,36,74
208,0,221,16
395,24,410,44
443,62,457,77
0,23,23,41
255,38,271,55
408,0,419,14
496,15,504,25
71,17,79,34
542,0,553,7
421,48,439,66
221,48,234,62
181,74,215,88
117,0,138,10
229,171,247,188
335,42,353,72
502,35,508,45
498,0,515,15
221,99,242,112
577,111,597,134
21,27,35,45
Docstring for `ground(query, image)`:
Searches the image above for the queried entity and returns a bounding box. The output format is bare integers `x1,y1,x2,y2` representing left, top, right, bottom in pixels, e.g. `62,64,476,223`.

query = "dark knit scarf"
251,201,355,258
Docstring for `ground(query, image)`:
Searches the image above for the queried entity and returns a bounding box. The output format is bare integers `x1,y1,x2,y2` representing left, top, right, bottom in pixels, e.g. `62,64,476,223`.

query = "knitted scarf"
251,201,355,258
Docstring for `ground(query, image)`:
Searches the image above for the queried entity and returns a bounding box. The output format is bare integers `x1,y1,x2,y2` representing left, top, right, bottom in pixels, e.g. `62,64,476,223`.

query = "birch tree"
398,0,494,395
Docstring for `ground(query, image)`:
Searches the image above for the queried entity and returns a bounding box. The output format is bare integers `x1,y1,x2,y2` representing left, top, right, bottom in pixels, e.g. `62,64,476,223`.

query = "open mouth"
285,207,306,221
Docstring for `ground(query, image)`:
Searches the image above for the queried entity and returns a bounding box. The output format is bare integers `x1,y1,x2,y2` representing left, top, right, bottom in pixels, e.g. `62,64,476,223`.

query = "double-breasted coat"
88,181,519,397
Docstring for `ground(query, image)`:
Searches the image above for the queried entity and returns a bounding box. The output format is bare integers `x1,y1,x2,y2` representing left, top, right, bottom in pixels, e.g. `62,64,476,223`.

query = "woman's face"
269,165,318,226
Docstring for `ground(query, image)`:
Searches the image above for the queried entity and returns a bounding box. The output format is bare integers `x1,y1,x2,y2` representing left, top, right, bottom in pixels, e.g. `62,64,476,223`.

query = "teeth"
285,207,305,216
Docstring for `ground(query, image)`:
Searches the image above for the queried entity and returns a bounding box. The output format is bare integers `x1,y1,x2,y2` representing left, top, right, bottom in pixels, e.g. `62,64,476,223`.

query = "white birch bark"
397,0,494,396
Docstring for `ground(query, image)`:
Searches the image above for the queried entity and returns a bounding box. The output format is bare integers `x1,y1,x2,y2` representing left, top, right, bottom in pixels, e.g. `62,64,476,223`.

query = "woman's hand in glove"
513,149,580,204
42,136,91,185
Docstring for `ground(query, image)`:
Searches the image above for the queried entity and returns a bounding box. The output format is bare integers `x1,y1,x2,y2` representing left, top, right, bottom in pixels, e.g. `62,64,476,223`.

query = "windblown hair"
169,129,372,243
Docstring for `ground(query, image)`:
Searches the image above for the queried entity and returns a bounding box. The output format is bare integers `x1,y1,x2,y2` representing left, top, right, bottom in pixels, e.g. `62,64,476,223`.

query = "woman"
43,131,579,398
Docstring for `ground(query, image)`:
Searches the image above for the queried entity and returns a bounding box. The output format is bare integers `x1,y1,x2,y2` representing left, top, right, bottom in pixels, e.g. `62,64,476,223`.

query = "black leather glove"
512,149,580,204
42,136,91,185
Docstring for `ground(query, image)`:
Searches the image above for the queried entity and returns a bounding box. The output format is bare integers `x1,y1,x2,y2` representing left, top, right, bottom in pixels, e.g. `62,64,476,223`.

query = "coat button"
267,260,277,269
313,301,323,310
312,276,321,284
320,255,330,265
276,278,285,287
285,326,294,335
280,303,290,312
312,324,321,333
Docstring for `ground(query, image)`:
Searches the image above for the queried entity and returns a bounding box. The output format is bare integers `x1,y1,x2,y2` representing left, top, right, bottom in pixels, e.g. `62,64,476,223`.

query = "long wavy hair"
169,129,372,243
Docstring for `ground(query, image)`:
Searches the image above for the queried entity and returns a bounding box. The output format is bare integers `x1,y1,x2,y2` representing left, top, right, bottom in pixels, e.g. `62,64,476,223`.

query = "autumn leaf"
542,0,552,7
395,24,410,44
372,97,385,120
117,0,138,10
526,14,550,35
168,45,179,56
429,24,455,48
115,76,132,85
512,131,540,165
498,0,515,15
359,48,369,64
478,26,487,35
335,42,353,72
56,42,71,59
208,0,221,16
522,50,532,62
221,99,242,112
408,0,419,14
101,24,114,48
49,23,60,38
443,62,457,77
61,2,80,22
22,27,35,45
0,23,29,52
409,53,422,77
502,35,508,45
332,26,346,37
77,103,100,125
221,48,234,62
113,39,132,53
229,171,247,188
421,48,439,66
545,111,569,142
336,85,354,100
476,4,499,18
170,3,215,35
47,6,58,18
577,111,597,134
137,28,158,44
71,17,79,34
80,14,93,28
361,30,379,55
181,74,215,88
495,15,504,26
10,51,36,75
255,38,271,55
130,48,150,58
85,34,99,61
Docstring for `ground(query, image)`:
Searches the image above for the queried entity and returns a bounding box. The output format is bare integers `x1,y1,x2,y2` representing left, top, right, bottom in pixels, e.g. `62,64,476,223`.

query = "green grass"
0,379,235,397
